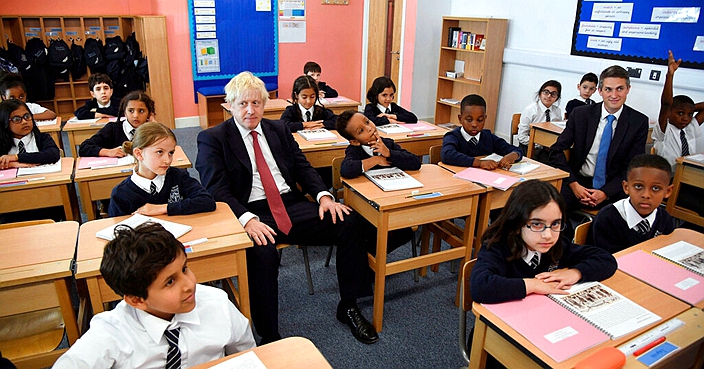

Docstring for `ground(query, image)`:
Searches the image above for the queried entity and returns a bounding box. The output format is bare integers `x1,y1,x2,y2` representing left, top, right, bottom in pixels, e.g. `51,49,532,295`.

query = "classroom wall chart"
571,0,704,69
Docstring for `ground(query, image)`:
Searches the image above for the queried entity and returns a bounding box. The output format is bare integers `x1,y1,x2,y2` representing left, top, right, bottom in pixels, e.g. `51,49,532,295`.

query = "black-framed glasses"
9,113,32,124
541,89,559,98
525,220,565,232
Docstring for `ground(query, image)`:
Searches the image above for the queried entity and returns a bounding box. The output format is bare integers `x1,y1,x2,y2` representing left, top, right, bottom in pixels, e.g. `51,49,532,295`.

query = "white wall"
410,0,704,139
411,0,452,121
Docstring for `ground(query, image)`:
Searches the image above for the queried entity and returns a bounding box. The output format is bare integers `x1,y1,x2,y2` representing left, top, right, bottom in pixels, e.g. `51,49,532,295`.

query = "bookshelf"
0,15,174,128
435,17,507,130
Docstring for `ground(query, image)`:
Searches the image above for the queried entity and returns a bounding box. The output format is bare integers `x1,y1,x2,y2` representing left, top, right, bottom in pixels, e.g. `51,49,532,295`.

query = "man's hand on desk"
244,218,277,246
319,195,351,224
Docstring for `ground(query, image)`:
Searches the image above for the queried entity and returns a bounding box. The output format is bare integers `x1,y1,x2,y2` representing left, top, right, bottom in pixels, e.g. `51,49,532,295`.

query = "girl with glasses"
0,99,60,169
517,80,563,158
470,179,616,304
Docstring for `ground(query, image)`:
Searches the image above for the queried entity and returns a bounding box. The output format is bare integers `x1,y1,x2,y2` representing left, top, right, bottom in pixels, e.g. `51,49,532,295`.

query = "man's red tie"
251,131,292,235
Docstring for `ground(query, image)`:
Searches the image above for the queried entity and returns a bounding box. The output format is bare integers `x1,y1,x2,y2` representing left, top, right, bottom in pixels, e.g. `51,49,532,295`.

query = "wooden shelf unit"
435,17,507,130
1,15,174,128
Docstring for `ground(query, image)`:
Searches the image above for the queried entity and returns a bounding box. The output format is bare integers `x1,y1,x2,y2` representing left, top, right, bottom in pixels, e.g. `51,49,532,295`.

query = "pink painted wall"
400,0,417,108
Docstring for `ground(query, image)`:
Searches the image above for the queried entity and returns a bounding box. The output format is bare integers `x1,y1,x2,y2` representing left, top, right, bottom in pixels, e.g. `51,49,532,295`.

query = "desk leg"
86,277,106,314
60,184,75,221
77,181,97,221
458,198,479,305
473,192,492,259
236,250,251,321
527,127,535,159
468,312,489,369
55,278,79,344
371,214,390,332
67,132,78,159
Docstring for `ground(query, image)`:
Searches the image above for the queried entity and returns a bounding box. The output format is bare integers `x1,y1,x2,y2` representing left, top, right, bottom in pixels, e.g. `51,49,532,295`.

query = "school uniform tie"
529,253,539,269
305,111,312,122
17,141,26,154
585,98,593,105
681,130,690,156
385,107,391,114
469,137,478,146
545,109,551,122
150,181,158,196
129,128,136,139
251,131,292,235
635,219,650,235
593,115,615,189
164,327,181,369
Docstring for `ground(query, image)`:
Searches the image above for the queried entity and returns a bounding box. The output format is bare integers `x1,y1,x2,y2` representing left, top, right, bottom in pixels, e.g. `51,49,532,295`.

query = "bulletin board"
571,1,704,70
188,0,279,98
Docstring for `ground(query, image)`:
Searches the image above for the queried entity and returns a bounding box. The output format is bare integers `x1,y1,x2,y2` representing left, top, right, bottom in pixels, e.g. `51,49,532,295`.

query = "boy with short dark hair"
592,154,676,253
304,61,338,98
653,50,704,170
564,72,598,118
336,109,421,178
442,94,522,169
53,223,255,369
74,73,121,119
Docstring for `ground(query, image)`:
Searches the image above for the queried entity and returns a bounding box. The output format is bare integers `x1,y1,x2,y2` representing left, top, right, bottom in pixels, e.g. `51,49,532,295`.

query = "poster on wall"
279,21,306,43
195,40,221,73
279,0,306,20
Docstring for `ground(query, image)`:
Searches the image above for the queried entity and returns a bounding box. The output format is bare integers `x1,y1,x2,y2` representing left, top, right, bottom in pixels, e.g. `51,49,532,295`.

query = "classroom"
1,0,704,368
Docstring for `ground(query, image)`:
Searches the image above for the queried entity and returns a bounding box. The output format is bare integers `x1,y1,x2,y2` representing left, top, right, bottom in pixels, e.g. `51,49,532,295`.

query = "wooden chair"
277,243,315,295
0,220,68,368
573,219,592,245
459,258,477,365
429,144,442,165
510,113,521,146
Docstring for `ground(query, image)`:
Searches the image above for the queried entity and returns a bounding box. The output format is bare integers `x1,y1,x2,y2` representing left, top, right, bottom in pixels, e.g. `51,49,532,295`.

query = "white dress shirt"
123,120,137,141
9,132,38,154
579,105,623,178
298,104,314,121
53,285,255,369
377,103,390,114
613,198,658,231
652,118,703,170
461,128,481,143
522,249,541,266
131,172,165,193
26,101,48,115
517,101,563,145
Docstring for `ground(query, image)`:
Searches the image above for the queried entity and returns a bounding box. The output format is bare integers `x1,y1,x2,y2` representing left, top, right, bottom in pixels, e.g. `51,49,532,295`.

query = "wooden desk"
439,158,568,255
222,96,362,122
615,228,704,309
37,117,62,149
0,221,80,367
191,337,332,369
469,271,693,369
293,130,349,168
343,164,485,331
667,157,704,228
73,146,192,220
75,203,253,319
62,117,109,158
0,157,77,221
377,123,449,157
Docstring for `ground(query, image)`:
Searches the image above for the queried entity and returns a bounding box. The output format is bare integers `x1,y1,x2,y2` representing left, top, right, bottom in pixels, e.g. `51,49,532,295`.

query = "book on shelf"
439,98,460,105
96,213,192,241
549,281,661,339
652,241,704,276
376,124,413,134
448,27,461,47
297,128,337,141
474,34,484,50
364,167,423,192
618,250,704,305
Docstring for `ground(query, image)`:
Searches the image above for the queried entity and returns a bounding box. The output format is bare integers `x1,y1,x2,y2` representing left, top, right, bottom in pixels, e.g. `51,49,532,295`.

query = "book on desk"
652,241,704,276
364,167,423,191
297,128,337,141
96,213,192,241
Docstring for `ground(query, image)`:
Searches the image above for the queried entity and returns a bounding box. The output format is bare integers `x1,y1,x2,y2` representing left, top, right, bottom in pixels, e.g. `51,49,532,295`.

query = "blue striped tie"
593,115,615,189
165,327,181,369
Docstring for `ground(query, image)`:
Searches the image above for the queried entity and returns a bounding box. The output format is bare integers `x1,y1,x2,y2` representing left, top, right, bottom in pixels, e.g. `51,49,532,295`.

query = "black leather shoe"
336,306,379,344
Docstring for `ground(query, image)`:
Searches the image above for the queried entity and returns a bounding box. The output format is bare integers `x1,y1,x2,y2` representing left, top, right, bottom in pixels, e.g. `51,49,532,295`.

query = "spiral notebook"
652,241,704,277
96,214,192,241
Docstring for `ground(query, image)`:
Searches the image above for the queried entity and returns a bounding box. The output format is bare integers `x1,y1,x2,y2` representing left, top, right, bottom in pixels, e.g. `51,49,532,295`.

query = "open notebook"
364,167,423,191
96,214,192,241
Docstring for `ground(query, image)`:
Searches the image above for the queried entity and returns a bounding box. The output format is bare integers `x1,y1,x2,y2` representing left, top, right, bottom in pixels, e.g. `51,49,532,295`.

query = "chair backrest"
429,145,442,165
0,219,54,230
461,258,477,312
510,113,521,145
650,146,656,155
573,219,592,245
332,156,344,201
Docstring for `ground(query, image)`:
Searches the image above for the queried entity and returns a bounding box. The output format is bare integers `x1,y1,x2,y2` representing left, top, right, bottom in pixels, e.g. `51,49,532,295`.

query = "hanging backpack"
6,42,31,72
0,53,19,74
25,38,48,66
70,41,86,80
48,39,72,80
104,35,126,61
119,63,146,96
84,37,105,72
124,32,141,66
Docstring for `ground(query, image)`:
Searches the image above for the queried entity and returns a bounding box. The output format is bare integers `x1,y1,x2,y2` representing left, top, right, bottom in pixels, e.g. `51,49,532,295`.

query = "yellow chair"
573,219,592,245
0,220,67,368
459,259,477,365
510,113,521,146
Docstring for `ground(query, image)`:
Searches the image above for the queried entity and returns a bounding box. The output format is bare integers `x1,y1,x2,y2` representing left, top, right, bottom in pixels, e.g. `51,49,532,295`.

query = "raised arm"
658,50,680,132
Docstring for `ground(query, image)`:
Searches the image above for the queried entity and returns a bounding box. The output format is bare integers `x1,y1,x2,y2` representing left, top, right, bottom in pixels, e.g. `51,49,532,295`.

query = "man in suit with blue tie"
549,65,648,214
196,72,379,346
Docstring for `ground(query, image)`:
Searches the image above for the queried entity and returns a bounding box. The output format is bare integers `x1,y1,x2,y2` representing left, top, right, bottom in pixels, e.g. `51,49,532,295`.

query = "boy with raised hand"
592,154,676,253
54,223,255,368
